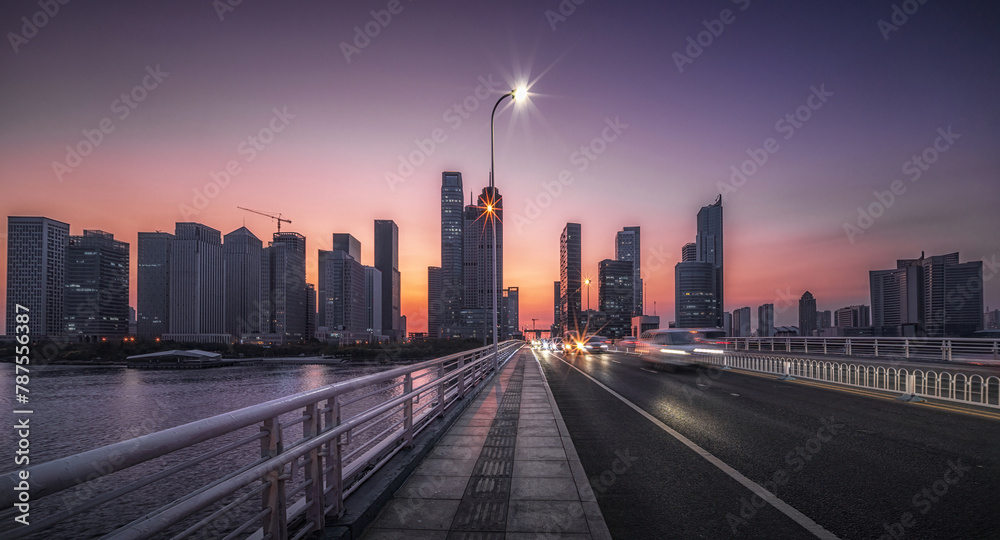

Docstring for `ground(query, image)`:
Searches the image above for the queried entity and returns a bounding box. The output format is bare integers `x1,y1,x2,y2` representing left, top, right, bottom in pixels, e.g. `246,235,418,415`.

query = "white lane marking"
549,355,841,540
641,368,658,374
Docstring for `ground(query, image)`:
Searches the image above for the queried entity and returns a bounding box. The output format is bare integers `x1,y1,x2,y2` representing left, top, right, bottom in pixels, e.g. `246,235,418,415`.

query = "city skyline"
2,1,999,333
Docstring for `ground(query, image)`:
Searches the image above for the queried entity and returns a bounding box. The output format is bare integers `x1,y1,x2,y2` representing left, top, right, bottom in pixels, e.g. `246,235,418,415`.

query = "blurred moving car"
617,336,640,353
635,328,728,370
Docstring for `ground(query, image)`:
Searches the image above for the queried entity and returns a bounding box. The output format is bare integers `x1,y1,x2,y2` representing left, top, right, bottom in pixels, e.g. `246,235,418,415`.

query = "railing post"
874,339,879,358
457,354,467,399
905,339,910,359
945,340,952,362
804,339,809,354
435,362,446,418
325,396,344,518
260,417,288,540
403,373,414,448
823,339,827,355
303,403,324,533
846,339,852,356
993,340,998,360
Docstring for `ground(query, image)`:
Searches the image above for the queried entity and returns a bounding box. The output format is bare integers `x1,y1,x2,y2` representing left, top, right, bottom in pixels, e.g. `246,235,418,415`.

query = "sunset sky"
2,0,998,333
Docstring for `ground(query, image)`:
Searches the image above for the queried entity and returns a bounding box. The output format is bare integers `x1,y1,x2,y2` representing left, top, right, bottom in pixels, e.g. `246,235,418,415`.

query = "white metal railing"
726,336,1000,363
0,341,523,540
699,353,1000,409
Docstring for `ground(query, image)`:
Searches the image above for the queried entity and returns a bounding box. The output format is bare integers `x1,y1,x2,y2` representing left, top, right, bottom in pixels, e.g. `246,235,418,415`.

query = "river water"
0,361,408,538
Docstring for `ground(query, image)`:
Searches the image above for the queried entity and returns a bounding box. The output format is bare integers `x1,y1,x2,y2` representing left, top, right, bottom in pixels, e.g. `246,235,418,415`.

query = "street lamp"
487,86,526,371
584,277,592,312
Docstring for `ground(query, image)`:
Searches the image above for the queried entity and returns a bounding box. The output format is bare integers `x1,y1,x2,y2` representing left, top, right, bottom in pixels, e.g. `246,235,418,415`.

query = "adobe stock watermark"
544,0,587,31
672,0,750,73
726,415,845,533
212,0,246,22
385,74,507,192
7,0,70,53
718,84,833,199
340,0,413,64
878,458,971,540
51,65,169,182
843,126,959,243
878,0,930,42
179,106,296,219
510,116,628,233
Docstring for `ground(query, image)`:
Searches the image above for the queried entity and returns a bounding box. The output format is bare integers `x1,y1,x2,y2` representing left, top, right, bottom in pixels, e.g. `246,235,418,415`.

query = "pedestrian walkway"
360,348,611,539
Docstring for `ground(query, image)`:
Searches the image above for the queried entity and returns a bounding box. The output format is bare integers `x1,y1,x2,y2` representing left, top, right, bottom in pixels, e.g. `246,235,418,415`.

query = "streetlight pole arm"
489,91,514,188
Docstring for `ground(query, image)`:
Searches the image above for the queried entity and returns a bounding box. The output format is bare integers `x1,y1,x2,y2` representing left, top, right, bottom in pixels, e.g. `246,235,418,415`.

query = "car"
617,336,640,353
635,328,728,370
567,335,613,355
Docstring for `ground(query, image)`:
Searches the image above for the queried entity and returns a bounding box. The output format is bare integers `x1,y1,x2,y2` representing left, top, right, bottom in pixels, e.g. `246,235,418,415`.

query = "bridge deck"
360,348,611,539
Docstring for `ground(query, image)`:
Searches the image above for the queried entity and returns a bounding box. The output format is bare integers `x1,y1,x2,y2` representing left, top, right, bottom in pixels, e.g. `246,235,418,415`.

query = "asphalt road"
533,348,1000,540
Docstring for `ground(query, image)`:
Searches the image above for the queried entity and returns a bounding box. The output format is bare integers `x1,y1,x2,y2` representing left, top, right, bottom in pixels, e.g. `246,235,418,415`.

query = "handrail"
725,336,1000,362
0,340,524,540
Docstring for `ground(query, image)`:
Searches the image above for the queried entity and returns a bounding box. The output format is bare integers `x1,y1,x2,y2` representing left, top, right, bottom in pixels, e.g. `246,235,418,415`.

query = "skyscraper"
428,266,442,338
374,220,400,339
137,231,173,339
169,222,224,337
502,286,519,339
318,242,365,336
364,266,383,338
599,258,634,338
223,226,263,336
440,172,464,338
306,283,316,340
615,226,642,316
65,230,129,340
696,196,724,328
462,187,503,341
6,216,69,338
798,291,817,337
816,310,832,331
552,280,561,336
332,233,361,260
757,303,775,338
674,262,716,328
732,306,751,337
560,223,582,337
267,231,308,341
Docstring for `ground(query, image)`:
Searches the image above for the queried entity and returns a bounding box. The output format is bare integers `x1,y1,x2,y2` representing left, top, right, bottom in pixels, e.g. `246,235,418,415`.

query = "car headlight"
659,348,690,355
693,348,724,355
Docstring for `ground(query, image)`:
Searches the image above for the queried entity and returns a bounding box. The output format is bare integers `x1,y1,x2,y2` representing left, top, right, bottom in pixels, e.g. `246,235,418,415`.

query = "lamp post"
487,87,526,371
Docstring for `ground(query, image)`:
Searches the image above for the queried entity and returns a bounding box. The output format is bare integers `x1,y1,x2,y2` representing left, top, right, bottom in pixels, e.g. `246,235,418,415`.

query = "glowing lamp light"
513,87,527,101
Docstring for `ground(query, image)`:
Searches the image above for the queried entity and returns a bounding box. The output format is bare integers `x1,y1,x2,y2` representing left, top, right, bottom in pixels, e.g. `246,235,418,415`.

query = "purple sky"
2,0,998,332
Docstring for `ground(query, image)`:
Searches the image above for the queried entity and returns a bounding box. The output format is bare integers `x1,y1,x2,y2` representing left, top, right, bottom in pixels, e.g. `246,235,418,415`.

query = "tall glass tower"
440,172,464,338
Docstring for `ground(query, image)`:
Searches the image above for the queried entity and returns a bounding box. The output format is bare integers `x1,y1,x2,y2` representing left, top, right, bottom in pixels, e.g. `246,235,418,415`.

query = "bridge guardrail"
0,340,523,540
725,336,1000,363
699,353,1000,409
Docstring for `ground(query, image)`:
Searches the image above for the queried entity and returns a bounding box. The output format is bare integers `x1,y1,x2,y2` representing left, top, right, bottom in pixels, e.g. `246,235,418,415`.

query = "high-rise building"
267,232,307,341
440,172,464,338
318,248,366,335
560,223,582,337
305,283,316,340
757,303,775,337
599,259,634,339
364,266,383,338
374,220,400,340
798,291,817,337
502,286,519,339
137,231,173,339
681,242,698,262
223,227,263,336
835,305,871,328
169,222,224,337
696,196,724,328
871,252,983,337
428,266,442,338
615,226,642,316
552,280,561,337
6,216,69,337
732,306,751,337
816,310,832,330
461,187,503,341
985,308,1000,330
723,311,732,336
674,262,716,328
65,230,129,340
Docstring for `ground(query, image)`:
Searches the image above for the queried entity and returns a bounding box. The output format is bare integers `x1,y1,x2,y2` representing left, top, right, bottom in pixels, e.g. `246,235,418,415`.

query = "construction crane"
237,207,292,234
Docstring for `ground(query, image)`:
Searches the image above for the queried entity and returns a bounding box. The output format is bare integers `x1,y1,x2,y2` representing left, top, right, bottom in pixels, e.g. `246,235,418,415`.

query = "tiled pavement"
360,348,611,539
